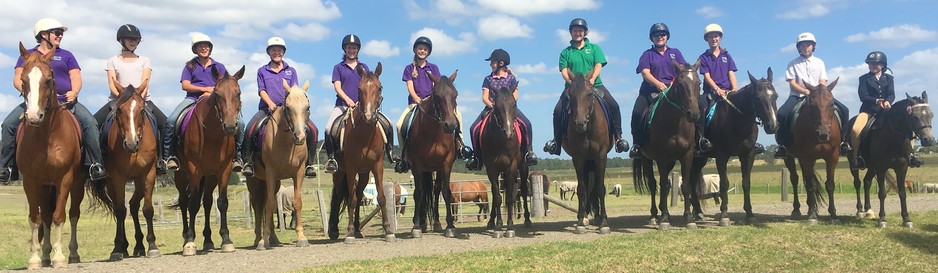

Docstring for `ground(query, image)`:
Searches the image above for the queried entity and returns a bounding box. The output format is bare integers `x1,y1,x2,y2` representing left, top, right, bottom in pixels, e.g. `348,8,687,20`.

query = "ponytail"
411,55,419,78
185,56,199,71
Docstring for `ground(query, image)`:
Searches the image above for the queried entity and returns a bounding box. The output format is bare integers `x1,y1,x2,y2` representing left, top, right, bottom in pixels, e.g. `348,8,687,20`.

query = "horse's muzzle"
293,132,306,145
686,110,700,122
123,139,140,153
816,130,830,142
920,130,936,147
574,121,588,133
222,123,238,136
763,120,779,134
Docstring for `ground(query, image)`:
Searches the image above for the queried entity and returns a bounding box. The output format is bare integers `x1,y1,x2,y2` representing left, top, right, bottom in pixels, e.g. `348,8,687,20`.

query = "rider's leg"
774,95,798,158
71,102,108,181
454,108,472,159
394,104,416,173
164,98,197,169
629,94,651,158
465,108,488,171
516,108,538,166
695,93,712,153
377,111,396,163
0,104,26,183
598,86,629,153
304,122,318,177
850,112,870,169
241,111,265,176
323,106,345,173
544,93,567,155
834,98,852,155
232,118,245,172
145,101,172,174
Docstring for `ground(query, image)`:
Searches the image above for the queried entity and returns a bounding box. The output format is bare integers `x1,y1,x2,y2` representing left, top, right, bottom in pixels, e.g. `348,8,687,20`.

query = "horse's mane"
116,86,138,105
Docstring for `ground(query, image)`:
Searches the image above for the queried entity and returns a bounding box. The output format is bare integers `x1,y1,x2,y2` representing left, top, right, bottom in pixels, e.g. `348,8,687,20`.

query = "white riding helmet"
267,36,286,52
191,33,213,54
34,18,67,38
796,32,816,44
703,24,723,40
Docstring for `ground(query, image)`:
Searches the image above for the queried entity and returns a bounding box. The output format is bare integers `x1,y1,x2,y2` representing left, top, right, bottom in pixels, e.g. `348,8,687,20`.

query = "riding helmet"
34,18,67,38
485,49,510,66
865,51,887,67
703,23,723,40
569,18,588,31
116,24,141,42
649,23,670,39
342,34,361,50
190,33,213,54
413,36,432,54
267,36,287,53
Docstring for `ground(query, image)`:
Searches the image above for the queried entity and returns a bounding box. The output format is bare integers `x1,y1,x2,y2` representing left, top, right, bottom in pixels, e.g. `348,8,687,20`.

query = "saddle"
779,98,844,146
328,108,388,154
854,114,881,157
399,106,418,151
246,114,271,150
470,110,524,152
101,107,159,156
17,109,82,146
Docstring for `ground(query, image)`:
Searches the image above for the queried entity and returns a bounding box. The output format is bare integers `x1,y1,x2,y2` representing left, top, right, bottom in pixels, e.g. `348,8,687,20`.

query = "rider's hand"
656,82,667,91
199,92,211,99
64,90,78,103
345,98,357,108
267,102,277,111
716,88,726,96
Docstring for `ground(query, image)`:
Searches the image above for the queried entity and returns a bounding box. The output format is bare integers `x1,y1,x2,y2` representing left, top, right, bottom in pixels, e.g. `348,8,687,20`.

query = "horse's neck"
885,103,912,132
194,98,223,133
725,87,756,119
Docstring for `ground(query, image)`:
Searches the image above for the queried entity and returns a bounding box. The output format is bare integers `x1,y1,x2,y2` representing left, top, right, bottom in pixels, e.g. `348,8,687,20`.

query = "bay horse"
691,68,778,225
101,86,161,260
405,70,460,238
848,91,934,228
478,84,529,237
327,63,395,243
632,60,703,230
783,79,841,224
173,65,245,256
16,42,90,269
246,79,312,249
562,69,614,234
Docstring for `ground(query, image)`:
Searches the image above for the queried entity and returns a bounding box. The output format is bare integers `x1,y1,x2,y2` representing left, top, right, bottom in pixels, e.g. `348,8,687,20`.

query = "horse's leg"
173,171,190,250
24,182,43,269
200,178,215,252
895,166,912,227
267,180,282,247
327,173,345,240
292,171,309,246
141,168,160,257
440,169,456,238
680,155,702,225
129,178,145,257
863,170,875,218
851,168,863,217
875,168,889,226
215,172,234,252
642,159,659,225
40,194,53,267
784,156,802,219
798,159,819,222
261,172,277,249
107,174,129,260
373,166,396,240
182,173,202,256
343,172,360,241
824,158,839,221
246,178,263,247
50,181,71,268
66,175,83,265
595,159,609,233
657,160,676,226
572,160,590,229
486,170,503,233
431,173,444,233
410,171,424,235
354,172,370,238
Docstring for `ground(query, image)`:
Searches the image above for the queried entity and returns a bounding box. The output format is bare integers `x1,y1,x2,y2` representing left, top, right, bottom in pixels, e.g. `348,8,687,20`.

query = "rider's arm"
13,67,23,93
481,88,493,108
728,70,738,91
589,63,603,85
333,80,355,107
139,67,152,98
788,79,810,96
406,80,421,103
106,69,121,97
641,68,667,91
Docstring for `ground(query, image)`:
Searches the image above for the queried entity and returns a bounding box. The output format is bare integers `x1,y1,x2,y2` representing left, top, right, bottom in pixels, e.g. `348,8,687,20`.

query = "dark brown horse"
478,84,530,237
849,91,934,228
691,68,778,225
16,42,89,269
562,69,613,234
101,86,161,260
405,70,460,238
246,79,311,249
784,79,841,224
633,61,703,229
173,65,245,256
327,63,395,242
449,180,490,222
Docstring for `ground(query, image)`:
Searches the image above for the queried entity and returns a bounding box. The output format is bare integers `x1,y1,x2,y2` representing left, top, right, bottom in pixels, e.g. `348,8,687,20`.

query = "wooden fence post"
317,190,328,236
243,191,251,228
531,175,545,218
670,172,679,207
277,189,286,232
781,168,789,202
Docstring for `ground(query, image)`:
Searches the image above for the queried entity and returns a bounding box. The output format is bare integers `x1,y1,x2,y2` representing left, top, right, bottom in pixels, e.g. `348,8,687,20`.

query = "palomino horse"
848,92,934,228
691,68,778,225
406,70,460,238
16,42,90,269
479,84,531,237
101,86,161,260
633,61,703,229
563,69,614,234
783,79,842,224
327,63,395,243
173,65,245,256
246,79,312,249
449,180,490,222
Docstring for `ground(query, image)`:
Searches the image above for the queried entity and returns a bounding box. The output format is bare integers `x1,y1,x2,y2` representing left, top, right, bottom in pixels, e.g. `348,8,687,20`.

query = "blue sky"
1,0,937,159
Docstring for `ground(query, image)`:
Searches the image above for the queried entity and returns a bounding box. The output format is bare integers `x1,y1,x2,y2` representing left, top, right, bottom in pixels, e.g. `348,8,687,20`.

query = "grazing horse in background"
406,70,460,238
449,180,490,222
327,63,395,242
173,65,245,256
246,79,312,249
101,86,161,260
479,83,529,237
848,92,934,228
16,42,89,269
562,69,613,234
784,79,842,224
633,61,703,229
691,68,778,225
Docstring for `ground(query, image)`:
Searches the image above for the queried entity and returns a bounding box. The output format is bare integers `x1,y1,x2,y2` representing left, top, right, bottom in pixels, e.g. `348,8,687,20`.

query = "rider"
631,22,710,158
324,34,396,173
240,37,319,178
93,24,176,175
165,33,246,171
696,24,751,154
774,32,852,158
544,18,629,156
1,18,108,183
465,49,538,170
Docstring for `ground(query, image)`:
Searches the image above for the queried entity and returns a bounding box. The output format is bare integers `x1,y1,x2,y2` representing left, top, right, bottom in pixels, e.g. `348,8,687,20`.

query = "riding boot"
774,145,788,159
324,137,338,174
629,145,642,159
241,135,254,177
525,142,539,166
305,134,317,178
754,143,766,155
232,121,245,172
455,134,472,160
465,157,481,171
544,97,565,155
0,167,10,184
910,153,925,168
162,120,179,172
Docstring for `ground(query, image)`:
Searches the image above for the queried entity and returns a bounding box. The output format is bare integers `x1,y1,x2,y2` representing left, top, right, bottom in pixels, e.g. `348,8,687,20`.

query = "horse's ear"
449,69,458,82
691,59,702,71
672,60,683,73
748,71,757,84
585,68,595,82
805,82,819,94
302,80,310,93
426,71,439,84
907,93,912,101
374,62,382,77
282,78,291,94
921,91,928,103
356,64,366,78
40,46,56,63
18,42,28,59
211,65,222,81
827,77,839,91
232,65,246,81
766,67,773,82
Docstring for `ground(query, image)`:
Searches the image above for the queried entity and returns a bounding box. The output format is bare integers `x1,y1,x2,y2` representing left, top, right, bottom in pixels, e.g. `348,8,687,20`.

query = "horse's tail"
87,177,116,215
633,158,647,195
813,171,827,206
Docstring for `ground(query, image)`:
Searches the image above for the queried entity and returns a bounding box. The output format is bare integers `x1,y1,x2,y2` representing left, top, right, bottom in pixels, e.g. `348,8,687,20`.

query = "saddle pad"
331,108,387,152
705,101,718,128
790,99,842,133
16,109,82,146
102,109,158,154
177,98,204,137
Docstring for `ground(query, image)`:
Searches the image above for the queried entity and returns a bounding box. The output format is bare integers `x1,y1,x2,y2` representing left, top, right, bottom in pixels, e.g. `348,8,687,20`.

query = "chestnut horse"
633,61,703,229
848,92,934,228
449,180,490,222
691,68,778,225
327,63,395,243
406,70,460,238
562,69,613,234
246,79,312,249
173,65,245,256
479,83,530,237
783,79,841,224
16,42,90,269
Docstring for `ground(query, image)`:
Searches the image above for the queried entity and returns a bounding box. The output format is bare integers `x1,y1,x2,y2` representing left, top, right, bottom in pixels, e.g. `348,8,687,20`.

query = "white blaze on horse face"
686,72,694,82
25,67,42,120
129,99,138,141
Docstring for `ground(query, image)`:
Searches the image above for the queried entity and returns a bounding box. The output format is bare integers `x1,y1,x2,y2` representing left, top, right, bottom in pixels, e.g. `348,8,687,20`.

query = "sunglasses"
49,29,65,36
653,33,668,38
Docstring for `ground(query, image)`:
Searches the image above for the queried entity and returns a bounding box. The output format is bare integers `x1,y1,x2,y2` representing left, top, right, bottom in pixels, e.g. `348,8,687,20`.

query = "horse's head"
211,65,245,136
490,83,518,138
427,70,460,133
282,79,311,145
804,78,839,142
671,60,702,122
564,69,596,133
748,67,779,133
18,42,57,127
908,91,935,147
356,62,383,124
114,85,146,152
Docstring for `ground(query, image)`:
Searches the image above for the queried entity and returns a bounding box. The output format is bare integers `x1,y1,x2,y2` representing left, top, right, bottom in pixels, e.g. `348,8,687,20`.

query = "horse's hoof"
493,231,503,238
385,234,397,242
686,223,698,230
505,230,516,238
878,221,888,229
574,226,588,234
830,219,841,225
109,252,124,261
69,256,81,264
599,227,611,234
51,259,67,269
221,244,235,253
295,240,310,247
648,218,658,226
255,244,266,251
411,229,422,238
524,220,533,228
433,223,444,233
806,219,818,226
719,218,732,227
444,228,456,238
855,212,865,218
865,212,876,220
182,243,197,256
147,249,161,258
657,223,671,231
790,211,802,220
202,243,214,252
904,222,914,229
343,237,355,244
27,260,41,270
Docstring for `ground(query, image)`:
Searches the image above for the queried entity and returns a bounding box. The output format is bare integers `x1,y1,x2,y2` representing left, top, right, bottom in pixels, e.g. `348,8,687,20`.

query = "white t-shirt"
785,55,827,97
106,55,152,100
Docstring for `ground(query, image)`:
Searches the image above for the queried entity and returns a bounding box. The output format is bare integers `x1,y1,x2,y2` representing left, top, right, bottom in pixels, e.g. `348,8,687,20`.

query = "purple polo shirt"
636,46,686,94
15,46,80,103
180,58,227,99
332,61,370,107
402,62,441,104
698,49,737,94
482,73,518,102
256,61,298,111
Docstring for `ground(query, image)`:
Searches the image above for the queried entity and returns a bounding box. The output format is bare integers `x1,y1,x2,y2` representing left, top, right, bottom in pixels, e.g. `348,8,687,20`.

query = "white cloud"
279,23,331,42
405,0,598,24
219,23,263,40
777,0,847,19
845,24,937,48
477,15,533,41
696,6,724,19
404,0,475,24
555,28,606,45
892,47,938,94
779,44,796,53
0,51,13,69
410,28,476,57
515,63,555,74
825,63,869,108
361,40,400,59
476,0,600,17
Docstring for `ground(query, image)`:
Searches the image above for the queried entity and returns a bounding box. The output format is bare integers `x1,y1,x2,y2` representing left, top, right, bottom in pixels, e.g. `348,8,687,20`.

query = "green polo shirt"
559,37,607,87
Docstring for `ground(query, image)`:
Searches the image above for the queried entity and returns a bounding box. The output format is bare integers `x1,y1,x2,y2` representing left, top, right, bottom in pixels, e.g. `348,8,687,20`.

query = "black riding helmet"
649,22,670,39
413,36,432,54
485,49,510,66
341,34,361,50
569,18,588,31
116,24,141,41
865,51,887,68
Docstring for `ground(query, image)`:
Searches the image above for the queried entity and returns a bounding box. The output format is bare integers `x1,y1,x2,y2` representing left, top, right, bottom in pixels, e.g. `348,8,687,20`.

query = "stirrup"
394,160,410,173
458,146,473,160
305,165,317,178
697,138,712,152
242,163,255,177
0,167,11,183
773,146,787,159
325,158,338,173
543,140,561,155
231,159,243,172
89,163,108,181
156,160,168,175
525,152,538,166
629,146,642,159
754,143,766,155
910,154,925,168
840,142,852,156
615,138,630,153
165,157,179,171
465,158,481,171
